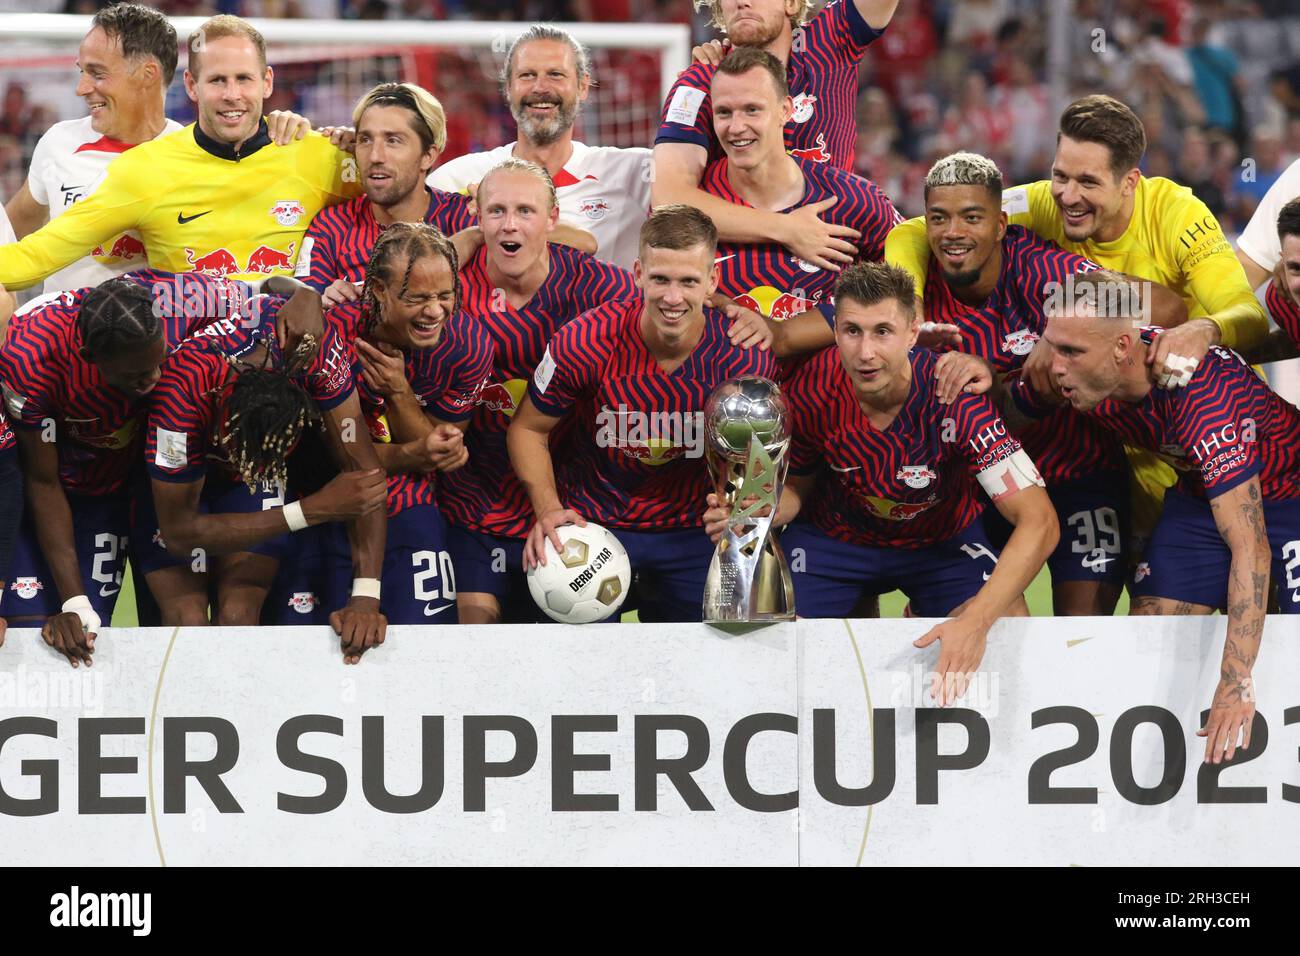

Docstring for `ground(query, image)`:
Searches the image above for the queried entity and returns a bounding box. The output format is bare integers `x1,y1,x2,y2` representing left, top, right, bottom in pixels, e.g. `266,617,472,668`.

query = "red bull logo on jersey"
67,418,138,451
107,233,147,261
595,404,705,463
896,465,938,489
790,133,831,164
185,247,240,277
270,199,306,227
365,409,392,443
578,197,610,222
1001,329,1039,356
10,577,44,600
246,242,297,274
478,379,528,418
791,93,817,124
859,493,938,521
734,286,815,321
288,592,319,614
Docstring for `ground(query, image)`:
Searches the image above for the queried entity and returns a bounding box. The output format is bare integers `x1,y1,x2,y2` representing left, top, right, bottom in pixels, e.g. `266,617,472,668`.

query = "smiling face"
478,167,557,280
356,104,438,209
1050,135,1138,242
711,66,792,172
634,242,718,342
184,35,272,148
719,0,797,47
372,253,457,350
76,26,156,139
834,296,919,404
506,39,589,147
925,183,1007,289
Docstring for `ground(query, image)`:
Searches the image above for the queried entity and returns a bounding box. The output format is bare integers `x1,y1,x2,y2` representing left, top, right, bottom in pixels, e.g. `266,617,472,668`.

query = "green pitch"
111,564,1126,626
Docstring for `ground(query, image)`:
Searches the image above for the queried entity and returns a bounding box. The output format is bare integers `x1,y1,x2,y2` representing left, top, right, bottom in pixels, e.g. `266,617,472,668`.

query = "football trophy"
703,376,796,624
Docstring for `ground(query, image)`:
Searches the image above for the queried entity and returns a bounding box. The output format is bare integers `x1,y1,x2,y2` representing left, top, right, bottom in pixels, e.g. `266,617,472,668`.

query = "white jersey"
429,140,651,271
1237,157,1300,277
0,204,14,246
26,115,183,294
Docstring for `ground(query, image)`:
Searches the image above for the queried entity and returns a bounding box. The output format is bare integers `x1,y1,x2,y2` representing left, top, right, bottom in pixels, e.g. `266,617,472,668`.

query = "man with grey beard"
428,25,651,271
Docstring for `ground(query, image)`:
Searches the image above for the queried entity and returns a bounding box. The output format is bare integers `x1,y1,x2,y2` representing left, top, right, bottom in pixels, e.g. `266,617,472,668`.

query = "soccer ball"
527,522,632,624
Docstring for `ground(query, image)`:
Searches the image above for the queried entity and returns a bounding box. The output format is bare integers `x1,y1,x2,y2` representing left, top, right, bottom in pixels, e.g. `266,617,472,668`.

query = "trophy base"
703,614,796,635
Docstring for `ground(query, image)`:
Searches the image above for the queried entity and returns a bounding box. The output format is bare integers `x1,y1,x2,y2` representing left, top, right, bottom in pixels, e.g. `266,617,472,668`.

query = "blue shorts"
985,471,1129,586
781,519,1000,618
616,526,714,623
6,491,129,621
1131,488,1300,613
445,522,549,624
133,475,290,575
267,503,459,626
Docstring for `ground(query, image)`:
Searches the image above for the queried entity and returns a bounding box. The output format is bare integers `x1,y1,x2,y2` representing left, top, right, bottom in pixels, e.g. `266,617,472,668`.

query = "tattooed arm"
1201,477,1269,764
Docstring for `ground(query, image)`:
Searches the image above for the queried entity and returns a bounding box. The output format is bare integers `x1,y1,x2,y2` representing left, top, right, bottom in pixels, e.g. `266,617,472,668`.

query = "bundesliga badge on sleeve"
703,377,796,624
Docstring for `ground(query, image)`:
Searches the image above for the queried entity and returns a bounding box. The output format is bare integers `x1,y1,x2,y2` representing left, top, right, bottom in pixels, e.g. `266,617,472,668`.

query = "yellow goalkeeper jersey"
0,121,360,289
883,175,1269,543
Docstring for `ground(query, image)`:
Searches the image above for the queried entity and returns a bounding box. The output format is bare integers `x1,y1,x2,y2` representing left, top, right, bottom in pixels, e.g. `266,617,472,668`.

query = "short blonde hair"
187,14,266,79
694,0,817,32
352,82,447,153
478,158,558,211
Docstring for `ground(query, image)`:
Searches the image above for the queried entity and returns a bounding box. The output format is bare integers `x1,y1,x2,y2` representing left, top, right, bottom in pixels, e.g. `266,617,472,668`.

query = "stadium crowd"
2,0,1299,763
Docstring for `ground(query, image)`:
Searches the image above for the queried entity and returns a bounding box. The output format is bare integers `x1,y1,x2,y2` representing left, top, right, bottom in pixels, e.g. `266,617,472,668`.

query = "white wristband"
351,578,381,601
283,500,309,532
62,595,102,635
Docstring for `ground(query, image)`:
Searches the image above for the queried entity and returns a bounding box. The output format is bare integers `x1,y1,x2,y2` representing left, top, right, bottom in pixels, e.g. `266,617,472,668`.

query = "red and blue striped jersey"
921,225,1123,484
1265,280,1300,346
528,295,777,530
787,347,1025,548
147,295,357,483
0,269,252,495
1013,333,1300,500
295,189,475,291
656,1,884,171
0,405,13,455
437,244,637,536
342,305,494,517
707,156,900,321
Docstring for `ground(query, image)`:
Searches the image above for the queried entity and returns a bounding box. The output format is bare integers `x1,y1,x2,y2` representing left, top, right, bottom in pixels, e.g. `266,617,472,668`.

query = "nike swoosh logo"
178,210,212,224
423,602,452,617
99,584,119,597
829,464,861,472
60,183,89,192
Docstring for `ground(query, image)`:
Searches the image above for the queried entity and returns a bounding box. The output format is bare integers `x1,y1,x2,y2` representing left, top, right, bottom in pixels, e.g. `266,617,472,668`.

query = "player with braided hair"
0,270,261,666
142,282,389,662
271,220,493,625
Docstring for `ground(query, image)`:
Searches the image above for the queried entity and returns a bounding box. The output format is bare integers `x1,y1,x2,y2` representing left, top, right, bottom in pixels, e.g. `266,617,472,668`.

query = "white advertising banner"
0,618,1295,866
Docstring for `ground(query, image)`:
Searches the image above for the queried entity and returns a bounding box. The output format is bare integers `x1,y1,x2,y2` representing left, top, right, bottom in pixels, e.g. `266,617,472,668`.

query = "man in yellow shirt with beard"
885,94,1268,556
0,14,360,289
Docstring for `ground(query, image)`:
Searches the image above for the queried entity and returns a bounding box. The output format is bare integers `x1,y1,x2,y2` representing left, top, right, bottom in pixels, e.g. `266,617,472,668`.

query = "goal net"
0,14,690,199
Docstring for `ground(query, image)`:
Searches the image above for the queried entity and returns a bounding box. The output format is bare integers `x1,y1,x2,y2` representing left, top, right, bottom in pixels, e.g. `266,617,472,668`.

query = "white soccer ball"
527,522,631,624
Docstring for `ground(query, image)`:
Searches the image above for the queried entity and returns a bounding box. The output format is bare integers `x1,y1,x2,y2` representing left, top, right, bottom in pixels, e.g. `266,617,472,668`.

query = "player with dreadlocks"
142,281,389,662
0,270,292,666
270,221,493,625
